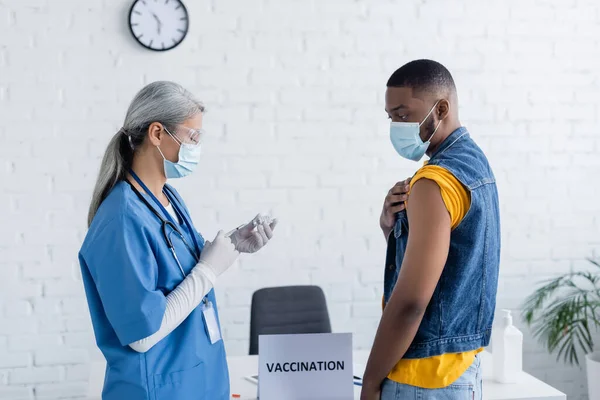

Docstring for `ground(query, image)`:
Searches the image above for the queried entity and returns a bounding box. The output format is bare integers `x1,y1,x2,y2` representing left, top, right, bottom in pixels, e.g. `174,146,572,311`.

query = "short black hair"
387,59,456,96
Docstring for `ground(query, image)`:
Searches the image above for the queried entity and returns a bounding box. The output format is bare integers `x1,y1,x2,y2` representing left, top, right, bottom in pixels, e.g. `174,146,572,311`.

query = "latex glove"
195,230,239,284
230,214,278,253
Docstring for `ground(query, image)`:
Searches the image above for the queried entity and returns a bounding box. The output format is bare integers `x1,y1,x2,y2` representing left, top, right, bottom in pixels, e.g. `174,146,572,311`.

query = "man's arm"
361,178,451,396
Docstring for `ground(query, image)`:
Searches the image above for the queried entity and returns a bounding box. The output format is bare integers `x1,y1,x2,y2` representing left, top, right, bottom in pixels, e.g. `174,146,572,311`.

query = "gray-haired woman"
79,81,277,400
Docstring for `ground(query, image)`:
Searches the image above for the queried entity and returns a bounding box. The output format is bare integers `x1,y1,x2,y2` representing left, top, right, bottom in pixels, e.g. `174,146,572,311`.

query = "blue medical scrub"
79,181,229,400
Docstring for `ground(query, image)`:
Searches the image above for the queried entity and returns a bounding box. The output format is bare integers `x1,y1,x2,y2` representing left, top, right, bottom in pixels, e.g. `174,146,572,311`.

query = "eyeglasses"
178,126,204,146
165,125,205,146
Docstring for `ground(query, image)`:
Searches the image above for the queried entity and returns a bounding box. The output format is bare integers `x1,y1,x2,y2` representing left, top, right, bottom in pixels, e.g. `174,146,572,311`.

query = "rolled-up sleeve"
83,212,166,346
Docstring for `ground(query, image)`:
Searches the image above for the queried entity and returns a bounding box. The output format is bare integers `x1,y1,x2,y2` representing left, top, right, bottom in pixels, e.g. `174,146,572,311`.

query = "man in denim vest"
361,60,501,400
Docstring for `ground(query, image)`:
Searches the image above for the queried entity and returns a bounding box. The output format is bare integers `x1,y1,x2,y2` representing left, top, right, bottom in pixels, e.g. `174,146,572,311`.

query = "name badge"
202,300,222,344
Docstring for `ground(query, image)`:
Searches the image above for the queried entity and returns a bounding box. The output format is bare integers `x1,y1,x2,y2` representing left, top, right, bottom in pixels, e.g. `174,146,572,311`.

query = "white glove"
195,231,239,284
230,214,278,254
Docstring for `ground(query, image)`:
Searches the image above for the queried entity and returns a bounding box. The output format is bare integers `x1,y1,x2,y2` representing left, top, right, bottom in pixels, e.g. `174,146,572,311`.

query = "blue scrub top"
79,181,229,400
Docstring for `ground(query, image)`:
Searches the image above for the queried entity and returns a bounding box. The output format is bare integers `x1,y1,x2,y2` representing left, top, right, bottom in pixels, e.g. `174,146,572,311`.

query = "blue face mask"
389,101,441,162
157,127,202,179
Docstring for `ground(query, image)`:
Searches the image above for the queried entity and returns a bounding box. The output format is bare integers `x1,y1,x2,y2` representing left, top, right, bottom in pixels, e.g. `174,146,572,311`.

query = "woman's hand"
379,178,410,239
230,214,278,253
196,231,239,283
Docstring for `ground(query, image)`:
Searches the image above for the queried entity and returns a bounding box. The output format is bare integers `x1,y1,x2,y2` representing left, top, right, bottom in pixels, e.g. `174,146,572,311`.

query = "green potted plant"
522,257,600,400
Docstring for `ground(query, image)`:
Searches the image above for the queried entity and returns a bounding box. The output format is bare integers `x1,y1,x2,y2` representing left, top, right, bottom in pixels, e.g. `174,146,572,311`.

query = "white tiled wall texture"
1,0,599,399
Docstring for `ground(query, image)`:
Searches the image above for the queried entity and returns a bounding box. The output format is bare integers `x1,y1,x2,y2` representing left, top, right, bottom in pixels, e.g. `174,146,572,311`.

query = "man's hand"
379,178,410,239
360,383,381,400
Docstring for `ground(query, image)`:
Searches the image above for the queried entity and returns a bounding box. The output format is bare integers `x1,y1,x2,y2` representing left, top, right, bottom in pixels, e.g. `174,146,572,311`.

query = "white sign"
258,333,353,400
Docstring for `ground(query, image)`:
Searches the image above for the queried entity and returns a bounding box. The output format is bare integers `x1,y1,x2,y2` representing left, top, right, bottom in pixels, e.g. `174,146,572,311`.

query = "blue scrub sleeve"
84,212,167,346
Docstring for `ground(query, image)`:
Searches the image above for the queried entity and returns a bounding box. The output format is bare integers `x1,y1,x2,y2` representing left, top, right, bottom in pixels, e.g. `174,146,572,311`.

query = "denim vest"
383,127,501,359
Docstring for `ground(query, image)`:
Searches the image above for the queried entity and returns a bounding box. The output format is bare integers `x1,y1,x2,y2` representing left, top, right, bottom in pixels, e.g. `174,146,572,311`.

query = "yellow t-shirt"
385,164,482,389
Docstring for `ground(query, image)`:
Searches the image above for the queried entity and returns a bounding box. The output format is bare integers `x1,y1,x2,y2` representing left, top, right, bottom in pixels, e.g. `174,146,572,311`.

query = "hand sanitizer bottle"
492,309,523,383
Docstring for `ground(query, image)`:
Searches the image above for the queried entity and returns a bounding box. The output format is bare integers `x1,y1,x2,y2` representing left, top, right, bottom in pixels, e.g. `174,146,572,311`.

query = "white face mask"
389,101,441,162
157,127,202,179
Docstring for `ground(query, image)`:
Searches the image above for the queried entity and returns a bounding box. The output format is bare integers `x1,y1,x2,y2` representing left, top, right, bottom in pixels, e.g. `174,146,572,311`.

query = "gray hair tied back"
118,127,134,150
87,81,205,227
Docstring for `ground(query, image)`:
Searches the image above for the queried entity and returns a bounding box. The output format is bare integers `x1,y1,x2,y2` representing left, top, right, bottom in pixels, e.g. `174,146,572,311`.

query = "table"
228,350,566,400
86,350,566,400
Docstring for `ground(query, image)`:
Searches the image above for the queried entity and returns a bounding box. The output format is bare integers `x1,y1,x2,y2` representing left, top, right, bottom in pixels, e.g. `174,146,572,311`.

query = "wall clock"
128,0,189,52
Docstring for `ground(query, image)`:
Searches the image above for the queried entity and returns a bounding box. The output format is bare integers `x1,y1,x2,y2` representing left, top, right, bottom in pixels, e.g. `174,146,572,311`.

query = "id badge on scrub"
202,300,222,344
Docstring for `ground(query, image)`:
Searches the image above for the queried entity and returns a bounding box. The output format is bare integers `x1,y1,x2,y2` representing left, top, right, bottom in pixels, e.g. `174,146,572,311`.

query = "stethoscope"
127,170,200,281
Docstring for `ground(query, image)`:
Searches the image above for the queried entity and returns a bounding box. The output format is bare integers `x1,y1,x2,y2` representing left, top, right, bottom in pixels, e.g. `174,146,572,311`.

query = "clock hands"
151,12,163,34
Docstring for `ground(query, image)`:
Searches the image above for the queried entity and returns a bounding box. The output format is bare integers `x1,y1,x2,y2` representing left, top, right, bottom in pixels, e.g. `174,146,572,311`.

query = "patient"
361,59,501,400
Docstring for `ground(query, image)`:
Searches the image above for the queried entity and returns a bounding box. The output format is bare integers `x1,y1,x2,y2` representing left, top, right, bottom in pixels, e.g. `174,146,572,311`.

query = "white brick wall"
1,0,599,399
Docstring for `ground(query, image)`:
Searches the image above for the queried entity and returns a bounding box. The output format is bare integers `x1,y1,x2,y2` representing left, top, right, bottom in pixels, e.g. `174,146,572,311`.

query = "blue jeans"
381,354,482,400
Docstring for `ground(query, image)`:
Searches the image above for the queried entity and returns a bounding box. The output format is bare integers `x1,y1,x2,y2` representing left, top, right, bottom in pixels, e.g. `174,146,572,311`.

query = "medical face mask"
389,102,442,162
157,127,202,179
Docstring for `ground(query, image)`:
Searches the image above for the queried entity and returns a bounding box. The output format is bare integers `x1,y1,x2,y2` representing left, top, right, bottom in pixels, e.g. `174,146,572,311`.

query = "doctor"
79,81,277,400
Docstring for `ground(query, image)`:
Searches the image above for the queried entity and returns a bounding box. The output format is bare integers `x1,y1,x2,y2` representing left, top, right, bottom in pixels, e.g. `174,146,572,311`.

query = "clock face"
128,0,189,51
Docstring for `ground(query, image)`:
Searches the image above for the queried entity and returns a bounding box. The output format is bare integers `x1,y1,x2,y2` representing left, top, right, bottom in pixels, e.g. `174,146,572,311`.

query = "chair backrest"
249,285,332,355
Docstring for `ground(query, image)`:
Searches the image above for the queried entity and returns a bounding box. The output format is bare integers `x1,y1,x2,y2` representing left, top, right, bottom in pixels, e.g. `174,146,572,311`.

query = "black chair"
249,285,332,355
